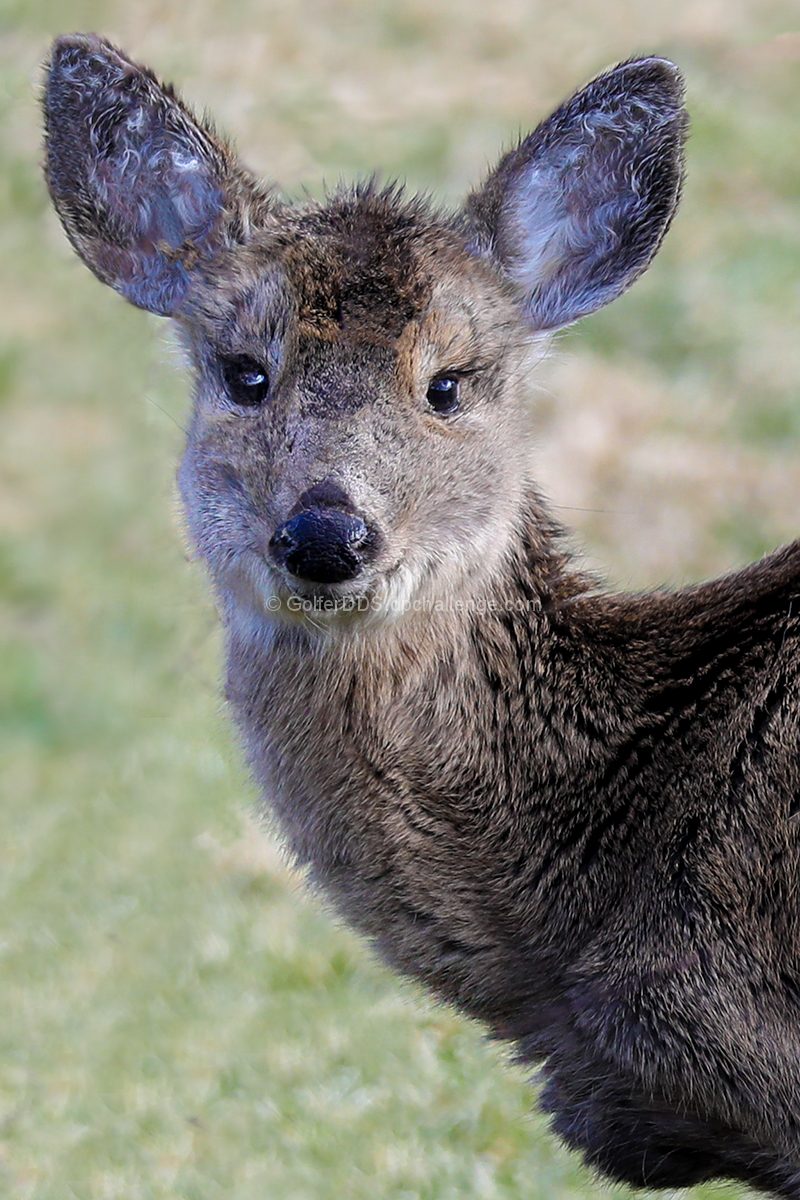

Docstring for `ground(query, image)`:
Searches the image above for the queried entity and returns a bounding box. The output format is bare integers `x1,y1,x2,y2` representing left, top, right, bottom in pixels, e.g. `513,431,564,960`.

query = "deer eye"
221,356,270,407
426,375,460,415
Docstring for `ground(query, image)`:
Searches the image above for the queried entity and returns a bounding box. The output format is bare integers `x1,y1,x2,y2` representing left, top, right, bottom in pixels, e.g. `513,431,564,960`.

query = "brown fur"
43,36,800,1197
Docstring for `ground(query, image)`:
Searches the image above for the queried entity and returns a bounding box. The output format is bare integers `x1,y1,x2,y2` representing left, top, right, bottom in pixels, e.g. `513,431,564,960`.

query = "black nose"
269,506,372,584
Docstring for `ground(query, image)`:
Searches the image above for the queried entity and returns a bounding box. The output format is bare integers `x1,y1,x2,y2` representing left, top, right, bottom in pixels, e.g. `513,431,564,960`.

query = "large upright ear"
464,58,688,331
43,34,266,316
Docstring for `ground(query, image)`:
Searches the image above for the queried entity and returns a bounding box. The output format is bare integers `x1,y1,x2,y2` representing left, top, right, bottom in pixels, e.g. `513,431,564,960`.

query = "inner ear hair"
464,57,688,331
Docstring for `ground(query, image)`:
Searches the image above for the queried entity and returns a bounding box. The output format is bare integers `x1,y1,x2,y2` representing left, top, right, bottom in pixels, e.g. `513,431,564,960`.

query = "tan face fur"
176,192,540,629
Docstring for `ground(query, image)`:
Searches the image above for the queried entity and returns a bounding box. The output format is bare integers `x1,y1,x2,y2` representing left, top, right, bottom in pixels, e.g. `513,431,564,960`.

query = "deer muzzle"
268,506,374,585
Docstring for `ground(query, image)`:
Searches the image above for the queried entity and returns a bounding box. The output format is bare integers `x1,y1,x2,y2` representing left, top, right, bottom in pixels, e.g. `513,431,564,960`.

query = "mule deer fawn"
44,34,800,1197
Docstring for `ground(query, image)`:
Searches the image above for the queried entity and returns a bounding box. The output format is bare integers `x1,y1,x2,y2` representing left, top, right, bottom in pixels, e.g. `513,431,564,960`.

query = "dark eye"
426,375,460,415
221,356,270,407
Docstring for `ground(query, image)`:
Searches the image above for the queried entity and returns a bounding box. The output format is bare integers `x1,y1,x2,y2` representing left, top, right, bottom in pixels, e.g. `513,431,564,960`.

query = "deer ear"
43,35,263,316
464,58,688,332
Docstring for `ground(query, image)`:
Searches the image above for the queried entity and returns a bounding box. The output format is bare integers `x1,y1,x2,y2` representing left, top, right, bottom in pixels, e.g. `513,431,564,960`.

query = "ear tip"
45,33,133,90
48,32,112,64
607,55,687,105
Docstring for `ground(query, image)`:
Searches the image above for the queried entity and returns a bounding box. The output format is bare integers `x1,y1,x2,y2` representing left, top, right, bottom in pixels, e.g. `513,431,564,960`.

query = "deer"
43,33,800,1198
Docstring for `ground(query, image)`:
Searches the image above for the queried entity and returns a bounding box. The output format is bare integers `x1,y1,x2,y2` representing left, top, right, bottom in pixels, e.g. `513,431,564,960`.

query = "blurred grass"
1,1,800,1197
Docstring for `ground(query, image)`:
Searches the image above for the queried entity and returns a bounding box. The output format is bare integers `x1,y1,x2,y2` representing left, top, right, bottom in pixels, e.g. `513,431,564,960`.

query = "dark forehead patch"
282,188,435,345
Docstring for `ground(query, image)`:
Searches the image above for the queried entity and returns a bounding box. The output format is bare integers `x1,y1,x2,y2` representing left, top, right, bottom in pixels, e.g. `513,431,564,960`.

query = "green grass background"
2,1,800,1196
